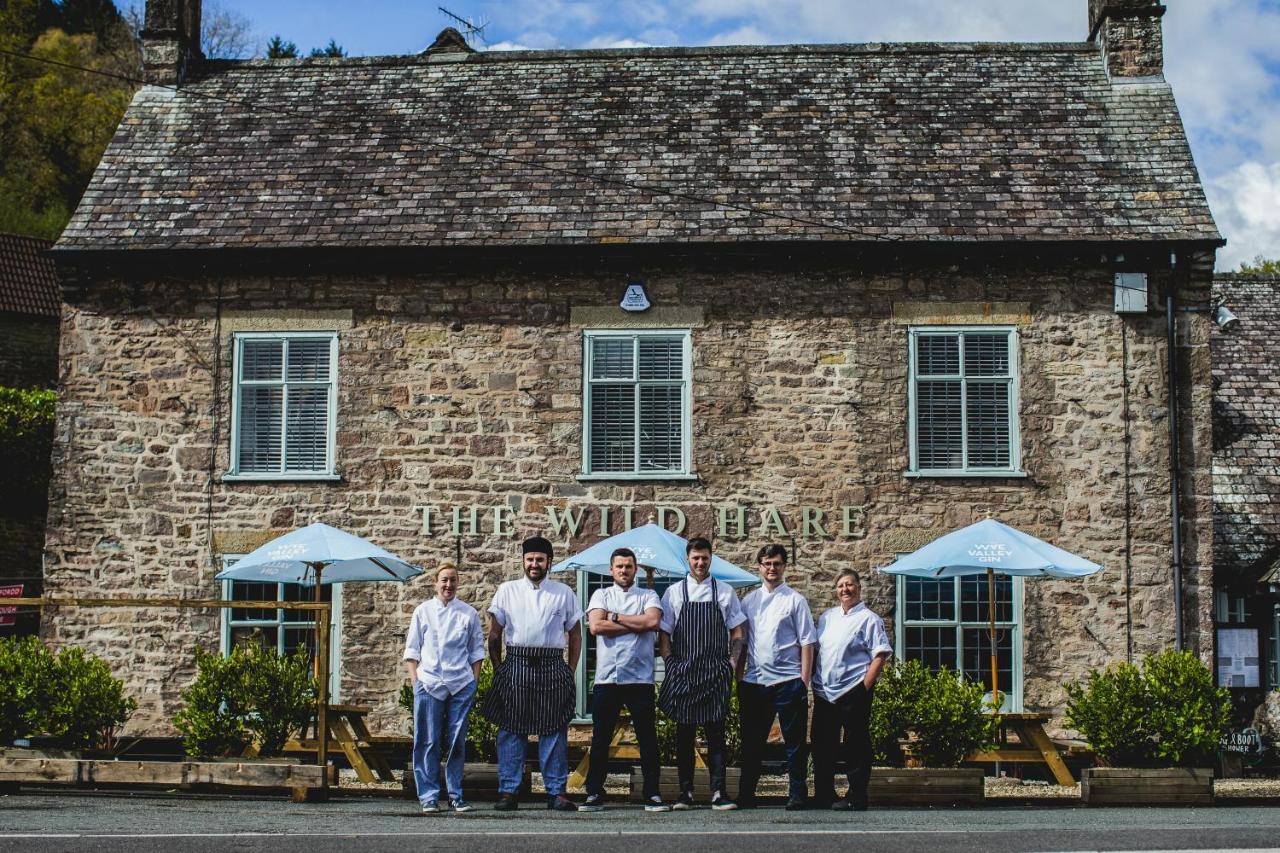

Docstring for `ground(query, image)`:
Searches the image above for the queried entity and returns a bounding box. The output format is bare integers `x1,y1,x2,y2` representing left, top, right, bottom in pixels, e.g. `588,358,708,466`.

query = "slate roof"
58,41,1221,251
1212,274,1280,584
0,234,60,317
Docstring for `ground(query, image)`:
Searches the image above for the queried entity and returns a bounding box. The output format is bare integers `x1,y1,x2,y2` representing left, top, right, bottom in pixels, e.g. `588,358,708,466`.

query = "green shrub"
174,645,316,758
0,386,56,516
1066,650,1230,768
0,637,135,750
654,681,741,765
869,659,998,767
400,659,499,762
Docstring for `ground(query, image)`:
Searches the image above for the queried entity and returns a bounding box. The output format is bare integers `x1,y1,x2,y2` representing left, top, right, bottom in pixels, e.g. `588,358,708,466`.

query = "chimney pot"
1089,0,1167,79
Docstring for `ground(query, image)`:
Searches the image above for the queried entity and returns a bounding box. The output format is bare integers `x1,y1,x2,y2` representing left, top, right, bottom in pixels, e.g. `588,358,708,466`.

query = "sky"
210,0,1280,270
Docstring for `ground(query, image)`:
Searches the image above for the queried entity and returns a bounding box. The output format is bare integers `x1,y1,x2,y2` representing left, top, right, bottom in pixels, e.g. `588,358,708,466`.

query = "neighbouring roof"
1212,273,1280,582
0,234,60,317
58,41,1220,252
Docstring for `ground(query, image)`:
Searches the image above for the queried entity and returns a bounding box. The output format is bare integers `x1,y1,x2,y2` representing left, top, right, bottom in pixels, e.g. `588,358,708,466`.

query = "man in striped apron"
482,537,584,812
658,536,746,810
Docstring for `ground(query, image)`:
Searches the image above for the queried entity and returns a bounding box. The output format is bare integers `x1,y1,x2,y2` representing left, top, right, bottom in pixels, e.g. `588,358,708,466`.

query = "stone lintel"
890,301,1031,326
212,529,292,555
569,306,705,328
221,309,354,335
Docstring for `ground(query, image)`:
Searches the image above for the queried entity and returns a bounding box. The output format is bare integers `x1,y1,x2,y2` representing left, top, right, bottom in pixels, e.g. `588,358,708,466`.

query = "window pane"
638,385,682,471
283,625,317,659
638,338,684,380
286,339,332,382
231,580,277,621
904,626,956,672
285,387,329,472
959,575,1014,623
963,333,1010,377
282,582,331,622
916,334,959,377
241,339,283,381
231,625,278,651
905,578,955,622
589,384,635,472
962,627,1014,695
965,381,1011,468
591,339,634,380
917,380,962,469
238,386,283,472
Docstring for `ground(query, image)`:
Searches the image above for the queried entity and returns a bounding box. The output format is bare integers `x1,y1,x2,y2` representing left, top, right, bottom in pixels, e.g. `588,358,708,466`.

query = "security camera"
1214,304,1241,331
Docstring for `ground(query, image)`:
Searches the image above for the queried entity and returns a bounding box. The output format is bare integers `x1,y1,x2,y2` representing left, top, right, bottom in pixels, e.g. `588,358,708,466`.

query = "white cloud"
582,36,654,49
486,40,536,51
1207,161,1280,270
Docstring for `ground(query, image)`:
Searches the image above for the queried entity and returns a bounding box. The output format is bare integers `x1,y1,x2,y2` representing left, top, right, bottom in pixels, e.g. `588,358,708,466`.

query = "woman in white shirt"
811,569,892,811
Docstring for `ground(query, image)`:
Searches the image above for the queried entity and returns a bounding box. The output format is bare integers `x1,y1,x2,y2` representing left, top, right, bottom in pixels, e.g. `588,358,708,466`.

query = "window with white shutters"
582,330,692,477
231,333,338,478
908,327,1020,475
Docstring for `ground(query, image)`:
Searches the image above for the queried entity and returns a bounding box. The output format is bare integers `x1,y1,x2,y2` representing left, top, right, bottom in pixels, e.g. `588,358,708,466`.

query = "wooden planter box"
1081,767,1213,805
869,767,985,805
629,767,742,802
402,763,529,800
0,756,327,800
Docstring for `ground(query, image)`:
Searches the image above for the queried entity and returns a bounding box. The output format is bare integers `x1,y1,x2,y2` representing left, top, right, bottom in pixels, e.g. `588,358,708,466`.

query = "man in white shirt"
657,536,747,811
580,548,668,813
403,563,486,814
737,544,817,810
811,569,892,811
481,536,584,812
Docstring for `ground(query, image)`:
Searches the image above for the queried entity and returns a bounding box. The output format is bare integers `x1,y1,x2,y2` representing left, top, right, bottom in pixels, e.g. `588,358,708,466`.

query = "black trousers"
811,683,873,806
585,683,661,799
738,678,810,802
676,718,727,795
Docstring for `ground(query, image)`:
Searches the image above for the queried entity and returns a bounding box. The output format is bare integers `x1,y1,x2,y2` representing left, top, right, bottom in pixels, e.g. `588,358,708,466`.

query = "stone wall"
42,249,1214,736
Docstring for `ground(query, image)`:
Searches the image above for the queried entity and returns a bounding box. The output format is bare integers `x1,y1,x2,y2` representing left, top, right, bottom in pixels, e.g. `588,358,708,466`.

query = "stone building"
45,0,1222,737
1212,273,1280,722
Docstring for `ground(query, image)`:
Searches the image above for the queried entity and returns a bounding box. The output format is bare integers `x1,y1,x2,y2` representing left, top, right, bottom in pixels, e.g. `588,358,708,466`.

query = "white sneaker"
644,796,672,812
421,800,440,814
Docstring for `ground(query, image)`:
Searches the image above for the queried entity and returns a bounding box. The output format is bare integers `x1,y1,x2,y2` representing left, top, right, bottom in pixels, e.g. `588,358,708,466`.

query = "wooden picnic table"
966,711,1076,786
284,704,397,785
567,716,706,789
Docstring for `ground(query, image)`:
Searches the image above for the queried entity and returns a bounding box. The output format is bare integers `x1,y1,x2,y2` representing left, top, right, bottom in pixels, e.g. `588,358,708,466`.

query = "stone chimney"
1089,0,1166,79
142,0,202,86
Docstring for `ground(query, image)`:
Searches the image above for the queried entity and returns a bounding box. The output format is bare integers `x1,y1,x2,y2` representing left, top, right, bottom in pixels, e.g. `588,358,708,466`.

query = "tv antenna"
438,6,489,46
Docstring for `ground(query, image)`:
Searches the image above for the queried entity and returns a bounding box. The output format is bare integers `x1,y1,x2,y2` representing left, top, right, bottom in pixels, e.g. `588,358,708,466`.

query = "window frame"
219,555,343,700
226,331,340,482
906,325,1024,478
580,329,695,480
893,573,1024,712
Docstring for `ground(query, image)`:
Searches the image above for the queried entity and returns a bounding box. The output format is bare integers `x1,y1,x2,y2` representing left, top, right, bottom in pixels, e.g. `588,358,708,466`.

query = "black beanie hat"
522,536,554,559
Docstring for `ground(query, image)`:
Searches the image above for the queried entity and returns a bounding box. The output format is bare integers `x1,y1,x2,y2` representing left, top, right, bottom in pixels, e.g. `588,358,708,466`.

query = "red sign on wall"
0,584,22,626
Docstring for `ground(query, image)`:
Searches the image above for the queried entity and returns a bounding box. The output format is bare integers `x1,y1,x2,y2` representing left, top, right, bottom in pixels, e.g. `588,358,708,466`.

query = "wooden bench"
283,704,397,784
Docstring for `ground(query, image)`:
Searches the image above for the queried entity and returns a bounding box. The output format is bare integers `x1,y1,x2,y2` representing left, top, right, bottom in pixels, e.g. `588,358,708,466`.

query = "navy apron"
658,577,732,725
481,645,576,735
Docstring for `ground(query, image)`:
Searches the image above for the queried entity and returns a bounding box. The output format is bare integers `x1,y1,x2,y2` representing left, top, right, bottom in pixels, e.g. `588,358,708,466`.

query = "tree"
200,0,254,60
265,34,298,59
1237,256,1280,274
309,38,345,58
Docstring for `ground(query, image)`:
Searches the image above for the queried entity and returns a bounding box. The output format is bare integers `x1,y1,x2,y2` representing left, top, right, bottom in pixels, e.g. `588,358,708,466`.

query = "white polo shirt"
587,583,662,685
403,597,486,699
813,602,893,703
488,576,583,649
659,574,747,635
741,583,818,686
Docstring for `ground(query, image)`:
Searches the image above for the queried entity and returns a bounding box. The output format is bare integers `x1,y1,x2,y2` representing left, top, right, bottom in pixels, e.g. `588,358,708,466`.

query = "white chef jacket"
813,602,893,703
587,583,662,685
741,583,818,686
659,574,747,635
403,597,486,700
488,576,583,649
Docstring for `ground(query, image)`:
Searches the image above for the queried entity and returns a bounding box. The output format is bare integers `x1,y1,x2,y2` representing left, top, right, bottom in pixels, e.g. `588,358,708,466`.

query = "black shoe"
579,793,605,812
548,794,579,812
494,793,519,811
736,797,758,810
830,798,853,811
643,795,672,813
672,789,694,810
852,799,869,812
785,798,807,811
710,791,738,811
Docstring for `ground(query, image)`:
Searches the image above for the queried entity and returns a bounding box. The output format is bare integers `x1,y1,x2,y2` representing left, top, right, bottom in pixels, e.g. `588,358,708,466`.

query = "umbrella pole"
988,567,998,713
313,562,330,780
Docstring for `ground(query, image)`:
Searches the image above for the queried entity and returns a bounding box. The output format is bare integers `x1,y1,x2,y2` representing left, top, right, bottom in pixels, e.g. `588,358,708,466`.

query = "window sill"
903,470,1028,480
576,473,699,482
222,473,343,483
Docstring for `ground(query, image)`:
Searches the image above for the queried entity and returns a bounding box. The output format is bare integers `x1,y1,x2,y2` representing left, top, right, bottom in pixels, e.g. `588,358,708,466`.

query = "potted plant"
1066,650,1230,805
869,660,996,805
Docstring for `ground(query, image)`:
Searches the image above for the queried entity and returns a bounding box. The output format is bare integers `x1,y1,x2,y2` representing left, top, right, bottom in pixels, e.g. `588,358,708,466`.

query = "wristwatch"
610,612,621,623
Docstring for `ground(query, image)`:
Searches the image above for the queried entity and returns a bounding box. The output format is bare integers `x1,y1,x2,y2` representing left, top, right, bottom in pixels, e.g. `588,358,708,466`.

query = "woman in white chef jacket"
810,569,892,811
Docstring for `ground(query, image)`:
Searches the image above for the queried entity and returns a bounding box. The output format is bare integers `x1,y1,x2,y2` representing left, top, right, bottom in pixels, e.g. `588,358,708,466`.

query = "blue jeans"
412,679,477,804
497,727,569,796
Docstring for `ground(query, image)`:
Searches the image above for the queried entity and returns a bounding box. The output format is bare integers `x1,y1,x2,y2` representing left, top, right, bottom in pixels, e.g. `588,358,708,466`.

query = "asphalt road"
2,792,1279,853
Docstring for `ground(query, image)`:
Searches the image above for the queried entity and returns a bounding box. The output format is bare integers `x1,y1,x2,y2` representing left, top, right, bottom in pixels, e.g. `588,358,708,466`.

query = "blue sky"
206,0,1280,269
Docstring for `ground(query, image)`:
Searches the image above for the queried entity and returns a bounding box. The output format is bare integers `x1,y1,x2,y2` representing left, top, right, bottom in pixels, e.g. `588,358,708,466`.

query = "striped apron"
481,645,576,736
658,578,732,725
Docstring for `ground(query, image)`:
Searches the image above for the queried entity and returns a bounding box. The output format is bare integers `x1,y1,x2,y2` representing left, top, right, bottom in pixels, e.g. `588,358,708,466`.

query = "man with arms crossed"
658,536,746,811
737,544,817,810
482,536,583,812
580,548,669,812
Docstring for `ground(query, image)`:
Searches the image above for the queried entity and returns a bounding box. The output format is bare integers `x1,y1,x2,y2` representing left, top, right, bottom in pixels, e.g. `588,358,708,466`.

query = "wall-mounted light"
1214,304,1241,331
